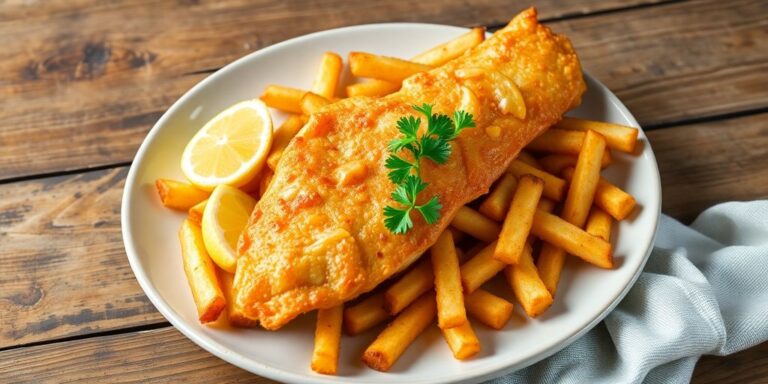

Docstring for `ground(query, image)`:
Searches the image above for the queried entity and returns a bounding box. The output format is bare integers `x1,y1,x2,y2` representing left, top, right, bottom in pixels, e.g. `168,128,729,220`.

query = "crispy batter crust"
234,7,586,330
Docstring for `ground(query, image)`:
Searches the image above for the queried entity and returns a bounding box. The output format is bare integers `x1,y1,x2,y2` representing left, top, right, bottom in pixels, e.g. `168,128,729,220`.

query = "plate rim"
121,22,661,384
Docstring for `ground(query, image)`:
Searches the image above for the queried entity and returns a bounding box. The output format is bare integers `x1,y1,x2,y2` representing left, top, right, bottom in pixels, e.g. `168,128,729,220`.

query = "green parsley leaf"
420,136,452,164
390,183,413,207
453,110,475,130
403,174,428,198
388,137,416,153
397,115,421,137
389,116,421,152
385,154,414,184
383,103,475,234
412,103,433,120
416,196,442,225
427,113,453,138
383,205,413,234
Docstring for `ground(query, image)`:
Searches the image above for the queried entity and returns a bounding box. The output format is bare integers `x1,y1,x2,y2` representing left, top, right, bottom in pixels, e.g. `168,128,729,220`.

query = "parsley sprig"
383,103,475,234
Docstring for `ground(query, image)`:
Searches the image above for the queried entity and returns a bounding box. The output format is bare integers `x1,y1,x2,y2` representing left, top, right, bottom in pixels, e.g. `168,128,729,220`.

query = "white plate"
121,23,661,384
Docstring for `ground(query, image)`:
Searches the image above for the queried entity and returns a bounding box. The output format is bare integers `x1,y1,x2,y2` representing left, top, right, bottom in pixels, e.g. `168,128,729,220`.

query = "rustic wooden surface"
0,0,766,382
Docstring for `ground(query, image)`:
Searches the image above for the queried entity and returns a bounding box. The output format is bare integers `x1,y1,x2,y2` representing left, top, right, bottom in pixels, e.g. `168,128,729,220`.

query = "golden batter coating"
234,8,585,330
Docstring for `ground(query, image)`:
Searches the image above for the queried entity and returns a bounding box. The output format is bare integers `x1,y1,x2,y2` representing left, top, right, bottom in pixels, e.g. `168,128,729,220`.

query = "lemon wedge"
181,99,273,191
201,184,257,273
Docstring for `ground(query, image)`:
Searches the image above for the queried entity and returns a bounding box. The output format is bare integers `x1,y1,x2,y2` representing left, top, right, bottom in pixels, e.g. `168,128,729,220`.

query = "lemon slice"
181,99,273,191
201,184,257,273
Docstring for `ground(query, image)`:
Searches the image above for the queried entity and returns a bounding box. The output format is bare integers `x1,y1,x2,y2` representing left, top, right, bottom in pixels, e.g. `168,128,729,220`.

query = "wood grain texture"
0,167,163,349
0,320,766,383
1,0,767,381
0,0,662,24
2,0,759,180
556,0,768,128
0,327,273,384
647,112,768,223
692,342,768,384
1,112,766,351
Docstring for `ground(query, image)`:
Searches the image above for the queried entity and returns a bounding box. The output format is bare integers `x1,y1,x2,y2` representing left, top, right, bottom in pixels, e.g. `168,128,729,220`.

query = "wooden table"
1,0,766,382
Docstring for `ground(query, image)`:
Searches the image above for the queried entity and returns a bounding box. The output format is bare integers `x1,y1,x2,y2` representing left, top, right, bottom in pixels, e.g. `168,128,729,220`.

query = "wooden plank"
692,342,768,384
646,112,768,223
0,327,273,384
0,325,765,383
0,0,661,24
0,167,164,349
555,0,768,127
2,112,766,348
1,0,765,381
2,0,755,180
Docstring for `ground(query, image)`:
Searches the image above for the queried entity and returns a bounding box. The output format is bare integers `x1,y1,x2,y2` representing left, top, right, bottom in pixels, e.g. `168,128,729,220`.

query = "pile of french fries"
155,27,639,376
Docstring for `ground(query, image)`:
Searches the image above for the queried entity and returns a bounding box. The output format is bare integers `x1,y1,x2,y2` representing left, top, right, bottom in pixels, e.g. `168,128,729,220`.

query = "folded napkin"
491,201,768,384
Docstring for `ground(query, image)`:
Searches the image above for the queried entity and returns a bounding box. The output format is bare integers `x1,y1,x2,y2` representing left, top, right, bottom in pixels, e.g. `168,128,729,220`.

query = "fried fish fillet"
234,8,585,330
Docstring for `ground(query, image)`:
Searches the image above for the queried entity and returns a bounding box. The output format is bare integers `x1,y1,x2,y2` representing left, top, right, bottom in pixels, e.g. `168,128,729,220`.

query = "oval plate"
121,23,661,384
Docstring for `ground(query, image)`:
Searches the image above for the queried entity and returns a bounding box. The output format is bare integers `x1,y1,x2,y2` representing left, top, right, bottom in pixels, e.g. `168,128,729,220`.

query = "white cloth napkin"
491,201,768,384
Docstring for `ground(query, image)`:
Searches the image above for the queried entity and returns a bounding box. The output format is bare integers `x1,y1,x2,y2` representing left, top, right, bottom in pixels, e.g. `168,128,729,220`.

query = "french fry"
464,288,514,330
384,258,433,315
346,80,401,98
442,321,481,360
494,175,544,264
311,52,343,99
449,227,466,243
533,197,564,295
538,154,570,174
311,305,343,375
478,173,518,221
362,293,436,372
464,242,487,259
537,128,606,294
412,27,485,66
267,115,307,170
346,28,483,98
504,243,553,317
562,130,606,227
188,199,208,226
155,179,210,210
349,52,433,83
526,129,612,164
375,243,467,320
594,178,637,220
507,160,566,201
555,117,639,153
343,292,390,335
301,92,331,115
531,210,613,268
536,244,566,296
537,197,557,213
259,168,274,197
455,247,466,263
527,128,583,153
431,231,467,329
178,219,226,323
450,206,501,242
260,85,305,114
586,207,613,242
516,150,541,169
538,153,611,175
562,168,637,220
220,272,258,327
460,241,505,293
238,169,264,195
